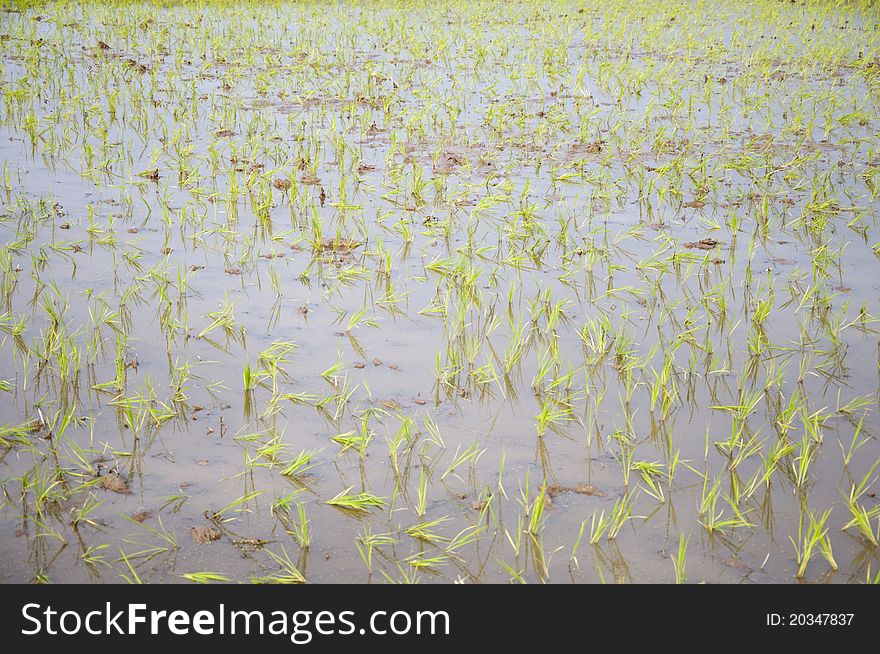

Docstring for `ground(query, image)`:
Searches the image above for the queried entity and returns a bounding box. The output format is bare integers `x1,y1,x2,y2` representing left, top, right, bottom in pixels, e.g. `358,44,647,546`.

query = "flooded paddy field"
0,0,879,584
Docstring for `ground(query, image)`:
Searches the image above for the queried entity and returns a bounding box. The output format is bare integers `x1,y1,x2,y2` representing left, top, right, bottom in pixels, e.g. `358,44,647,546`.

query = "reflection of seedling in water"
181,572,232,584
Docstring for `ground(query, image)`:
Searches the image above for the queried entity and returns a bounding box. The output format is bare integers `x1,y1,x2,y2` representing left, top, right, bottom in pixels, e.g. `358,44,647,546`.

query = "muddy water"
0,1,878,583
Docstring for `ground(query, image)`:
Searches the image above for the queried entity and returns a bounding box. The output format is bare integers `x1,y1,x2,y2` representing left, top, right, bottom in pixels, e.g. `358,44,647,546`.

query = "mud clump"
100,471,131,494
191,526,221,544
684,238,719,250
546,483,607,498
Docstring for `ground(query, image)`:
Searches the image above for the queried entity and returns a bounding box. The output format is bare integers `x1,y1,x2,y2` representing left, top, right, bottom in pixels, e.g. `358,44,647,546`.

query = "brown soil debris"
572,483,606,497
100,471,131,494
131,511,153,523
318,237,361,252
191,526,221,544
684,238,719,250
546,482,606,498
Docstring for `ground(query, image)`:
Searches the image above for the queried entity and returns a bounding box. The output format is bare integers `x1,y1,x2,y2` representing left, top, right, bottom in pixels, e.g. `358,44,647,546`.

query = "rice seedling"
258,546,307,584
446,524,484,557
405,516,451,544
116,549,142,585
330,429,371,456
671,533,690,584
841,461,880,547
326,488,386,514
699,478,754,534
791,507,838,579
406,552,449,572
287,502,312,550
211,491,265,523
527,487,548,536
440,441,485,482
607,490,639,540
589,510,611,545
181,572,233,584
